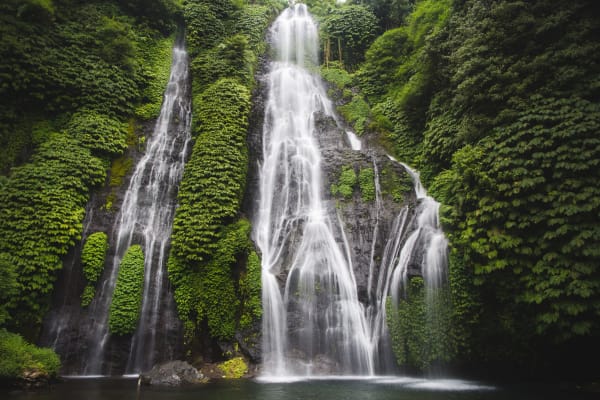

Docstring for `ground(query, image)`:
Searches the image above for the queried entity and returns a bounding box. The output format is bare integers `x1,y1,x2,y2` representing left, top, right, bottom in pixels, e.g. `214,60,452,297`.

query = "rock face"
140,361,203,386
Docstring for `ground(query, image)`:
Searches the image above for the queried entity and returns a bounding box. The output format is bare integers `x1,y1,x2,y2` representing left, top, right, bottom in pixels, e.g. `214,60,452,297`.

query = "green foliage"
379,163,412,203
0,134,105,330
191,35,255,92
358,168,375,202
320,63,353,90
0,0,179,337
361,0,415,30
338,95,370,135
405,0,450,48
109,245,145,336
233,4,277,54
356,0,452,168
183,2,226,57
80,285,96,308
95,16,136,70
170,79,250,264
65,110,128,156
331,165,357,199
239,251,262,329
81,232,109,283
80,232,108,307
217,356,248,378
358,0,600,367
386,277,455,370
168,220,253,341
356,28,411,102
169,0,277,349
121,0,179,34
135,35,175,120
441,97,600,341
321,5,378,69
0,254,18,326
0,329,60,378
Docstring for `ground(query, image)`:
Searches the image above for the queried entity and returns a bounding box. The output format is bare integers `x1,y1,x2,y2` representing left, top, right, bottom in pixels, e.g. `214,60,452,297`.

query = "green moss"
217,356,248,379
0,329,60,378
105,154,134,211
108,245,145,336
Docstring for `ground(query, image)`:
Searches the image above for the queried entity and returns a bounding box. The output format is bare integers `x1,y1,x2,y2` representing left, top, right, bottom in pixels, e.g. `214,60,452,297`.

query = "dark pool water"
1,377,597,400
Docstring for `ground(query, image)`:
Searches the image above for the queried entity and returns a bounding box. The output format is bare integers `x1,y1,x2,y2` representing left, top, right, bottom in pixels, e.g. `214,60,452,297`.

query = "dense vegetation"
0,0,178,378
0,329,60,380
167,0,280,354
109,245,145,335
0,0,597,380
326,0,600,374
80,232,109,307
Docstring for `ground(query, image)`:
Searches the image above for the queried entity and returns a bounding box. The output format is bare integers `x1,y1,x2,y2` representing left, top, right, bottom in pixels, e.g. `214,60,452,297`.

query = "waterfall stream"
257,4,449,378
256,4,374,377
82,46,191,375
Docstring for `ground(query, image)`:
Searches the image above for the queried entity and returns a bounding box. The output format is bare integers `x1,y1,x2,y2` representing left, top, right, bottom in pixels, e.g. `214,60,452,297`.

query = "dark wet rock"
140,361,203,386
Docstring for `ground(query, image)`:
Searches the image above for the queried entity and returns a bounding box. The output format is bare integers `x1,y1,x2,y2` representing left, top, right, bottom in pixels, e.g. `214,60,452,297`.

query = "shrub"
65,110,128,156
0,329,60,378
331,165,357,199
80,232,108,307
108,245,145,335
358,167,375,202
218,357,248,378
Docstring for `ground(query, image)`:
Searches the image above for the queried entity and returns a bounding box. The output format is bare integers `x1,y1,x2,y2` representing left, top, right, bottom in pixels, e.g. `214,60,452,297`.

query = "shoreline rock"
140,361,204,387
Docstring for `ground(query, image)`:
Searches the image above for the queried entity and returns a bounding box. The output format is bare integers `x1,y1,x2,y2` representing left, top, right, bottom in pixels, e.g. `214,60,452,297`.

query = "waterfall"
389,163,448,306
256,4,374,377
365,160,449,373
83,46,191,375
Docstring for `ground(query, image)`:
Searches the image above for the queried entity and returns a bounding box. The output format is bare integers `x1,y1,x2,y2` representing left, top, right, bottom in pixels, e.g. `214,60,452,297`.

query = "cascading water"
389,163,448,306
256,4,374,377
82,46,191,375
365,160,449,373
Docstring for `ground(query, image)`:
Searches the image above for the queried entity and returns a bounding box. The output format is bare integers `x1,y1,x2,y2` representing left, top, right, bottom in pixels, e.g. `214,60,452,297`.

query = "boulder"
140,361,203,386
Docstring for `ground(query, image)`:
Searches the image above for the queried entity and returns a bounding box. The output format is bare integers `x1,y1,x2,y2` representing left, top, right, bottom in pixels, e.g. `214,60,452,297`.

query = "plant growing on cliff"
108,245,145,336
239,251,262,329
386,277,454,370
0,134,105,330
331,165,357,199
358,167,376,202
80,232,108,307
